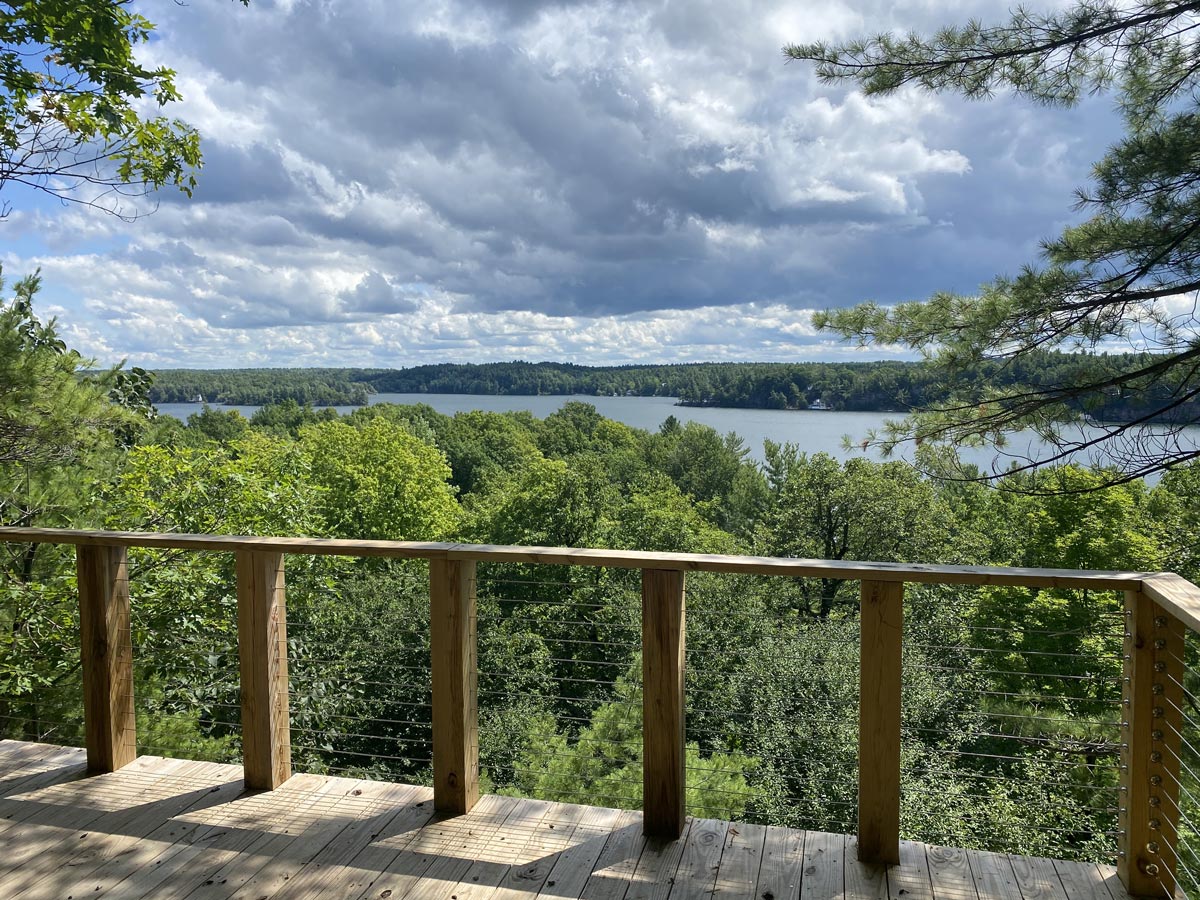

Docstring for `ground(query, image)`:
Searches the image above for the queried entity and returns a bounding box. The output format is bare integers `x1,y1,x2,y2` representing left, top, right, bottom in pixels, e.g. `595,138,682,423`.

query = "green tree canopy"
763,448,960,617
301,418,460,541
0,270,144,529
1,0,246,217
786,1,1200,485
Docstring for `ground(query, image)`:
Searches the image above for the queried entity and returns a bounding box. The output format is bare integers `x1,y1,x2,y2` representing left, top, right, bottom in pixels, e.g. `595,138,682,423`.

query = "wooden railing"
3,526,1199,897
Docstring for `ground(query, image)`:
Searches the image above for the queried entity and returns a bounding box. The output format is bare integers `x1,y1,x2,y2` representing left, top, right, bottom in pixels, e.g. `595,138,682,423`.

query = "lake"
157,393,900,463
154,392,1173,477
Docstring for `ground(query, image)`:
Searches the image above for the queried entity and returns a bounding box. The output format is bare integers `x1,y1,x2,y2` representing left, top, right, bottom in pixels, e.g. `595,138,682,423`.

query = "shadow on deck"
0,739,1131,900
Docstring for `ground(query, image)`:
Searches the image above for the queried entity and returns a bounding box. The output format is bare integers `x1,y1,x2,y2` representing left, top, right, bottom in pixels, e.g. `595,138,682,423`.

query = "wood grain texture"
180,775,367,900
459,797,555,900
624,817,693,900
576,809,648,900
759,826,806,900
927,844,978,900
430,557,479,815
0,753,181,873
713,821,767,900
0,526,1166,590
0,758,219,900
266,781,424,900
1153,605,1185,899
0,740,1152,900
1052,859,1121,900
350,793,513,900
1119,590,1148,894
1009,855,1069,900
533,804,626,899
491,799,592,900
0,747,90,841
77,544,136,774
800,830,845,900
237,549,291,790
672,817,727,900
890,840,935,900
1141,573,1200,636
845,838,888,900
405,794,524,900
30,762,248,899
642,567,686,840
966,851,1021,900
858,579,902,865
334,784,438,899
1119,589,1182,898
1097,865,1131,900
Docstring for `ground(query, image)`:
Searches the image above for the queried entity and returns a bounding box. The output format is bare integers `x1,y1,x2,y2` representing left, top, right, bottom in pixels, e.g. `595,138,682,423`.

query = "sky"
1,0,1121,369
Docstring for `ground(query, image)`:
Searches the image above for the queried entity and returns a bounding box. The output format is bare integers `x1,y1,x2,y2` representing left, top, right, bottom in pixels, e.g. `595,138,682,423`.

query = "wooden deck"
0,740,1134,900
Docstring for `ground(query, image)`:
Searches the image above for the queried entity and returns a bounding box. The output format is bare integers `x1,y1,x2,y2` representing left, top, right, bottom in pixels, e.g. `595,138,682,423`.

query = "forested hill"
365,360,933,409
149,368,380,406
149,354,1197,422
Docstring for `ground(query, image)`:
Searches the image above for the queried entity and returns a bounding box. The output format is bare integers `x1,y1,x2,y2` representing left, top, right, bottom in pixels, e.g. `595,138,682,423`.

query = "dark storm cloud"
188,143,298,205
17,0,1127,365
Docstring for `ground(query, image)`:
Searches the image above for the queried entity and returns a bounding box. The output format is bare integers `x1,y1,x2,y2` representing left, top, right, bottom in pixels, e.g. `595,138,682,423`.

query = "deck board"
968,851,1022,900
118,772,333,900
712,821,767,899
492,798,594,900
0,755,198,889
845,838,889,900
928,844,979,900
890,841,935,900
41,761,247,899
175,773,362,900
758,825,806,900
670,816,726,900
531,803,623,898
441,797,554,900
0,741,1144,900
1052,859,1119,900
800,830,845,900
575,807,646,900
2,759,233,900
625,816,694,900
1010,855,1070,900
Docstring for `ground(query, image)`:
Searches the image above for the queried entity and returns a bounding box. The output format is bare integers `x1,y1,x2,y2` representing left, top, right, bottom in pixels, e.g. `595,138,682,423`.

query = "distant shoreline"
147,356,1200,424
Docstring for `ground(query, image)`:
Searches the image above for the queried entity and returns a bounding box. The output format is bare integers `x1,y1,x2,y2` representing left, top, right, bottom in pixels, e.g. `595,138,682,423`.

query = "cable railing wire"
0,549,1172,882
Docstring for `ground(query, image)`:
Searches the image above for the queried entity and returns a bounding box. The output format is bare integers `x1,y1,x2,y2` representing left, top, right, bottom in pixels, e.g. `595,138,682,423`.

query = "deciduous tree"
1,0,246,217
302,418,460,541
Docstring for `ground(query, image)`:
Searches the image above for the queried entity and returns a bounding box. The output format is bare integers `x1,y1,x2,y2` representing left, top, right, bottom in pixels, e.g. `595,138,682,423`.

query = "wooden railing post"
77,544,136,773
858,579,903,865
237,550,291,790
430,558,479,815
1121,589,1184,897
642,568,686,839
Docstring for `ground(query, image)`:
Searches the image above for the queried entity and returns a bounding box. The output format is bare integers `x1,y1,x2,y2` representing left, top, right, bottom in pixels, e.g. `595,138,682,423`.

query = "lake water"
157,393,899,464
155,392,1180,477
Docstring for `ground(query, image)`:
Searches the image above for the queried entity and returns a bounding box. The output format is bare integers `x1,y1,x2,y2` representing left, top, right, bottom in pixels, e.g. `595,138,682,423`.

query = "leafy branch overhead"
787,1,1200,486
0,0,247,218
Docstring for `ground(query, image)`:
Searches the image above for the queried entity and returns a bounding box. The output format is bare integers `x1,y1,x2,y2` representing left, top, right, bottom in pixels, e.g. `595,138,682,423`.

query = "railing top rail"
1140,572,1200,634
0,525,1162,591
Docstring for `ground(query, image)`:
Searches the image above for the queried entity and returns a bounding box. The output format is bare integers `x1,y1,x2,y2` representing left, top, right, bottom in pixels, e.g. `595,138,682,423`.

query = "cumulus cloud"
42,290,874,368
340,272,421,315
2,0,1123,366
